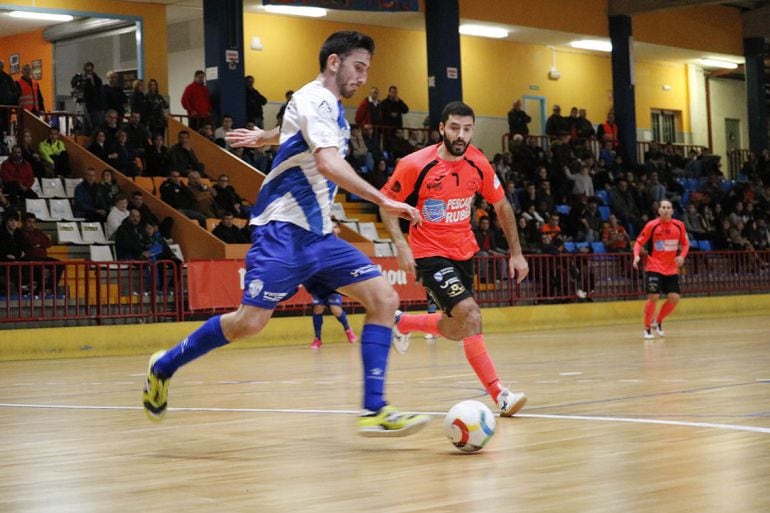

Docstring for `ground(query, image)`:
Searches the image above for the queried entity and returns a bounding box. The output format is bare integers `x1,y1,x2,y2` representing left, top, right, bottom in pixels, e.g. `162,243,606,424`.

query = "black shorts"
645,272,681,295
415,256,475,315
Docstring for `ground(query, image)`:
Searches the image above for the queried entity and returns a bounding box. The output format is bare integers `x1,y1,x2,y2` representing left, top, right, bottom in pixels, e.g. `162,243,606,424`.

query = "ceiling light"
459,24,508,39
8,11,74,22
569,40,612,52
263,5,327,17
699,58,738,69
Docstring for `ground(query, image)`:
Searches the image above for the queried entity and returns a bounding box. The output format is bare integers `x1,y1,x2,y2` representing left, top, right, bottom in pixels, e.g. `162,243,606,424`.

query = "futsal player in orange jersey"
633,200,690,339
380,101,529,417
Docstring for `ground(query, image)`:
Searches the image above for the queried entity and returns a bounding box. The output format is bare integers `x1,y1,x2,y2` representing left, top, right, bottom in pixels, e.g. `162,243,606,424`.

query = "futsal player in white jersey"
143,31,430,437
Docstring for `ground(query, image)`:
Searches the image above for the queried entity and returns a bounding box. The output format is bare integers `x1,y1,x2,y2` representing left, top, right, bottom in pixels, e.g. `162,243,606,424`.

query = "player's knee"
223,308,268,339
371,285,399,313
451,300,482,334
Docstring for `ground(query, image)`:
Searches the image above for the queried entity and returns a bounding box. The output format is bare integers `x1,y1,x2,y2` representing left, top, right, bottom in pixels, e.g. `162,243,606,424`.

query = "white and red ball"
443,400,496,453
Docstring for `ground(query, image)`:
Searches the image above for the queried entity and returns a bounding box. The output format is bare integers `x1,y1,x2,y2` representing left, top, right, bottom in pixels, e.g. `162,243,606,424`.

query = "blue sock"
312,313,323,338
360,324,392,412
153,315,229,378
335,310,350,331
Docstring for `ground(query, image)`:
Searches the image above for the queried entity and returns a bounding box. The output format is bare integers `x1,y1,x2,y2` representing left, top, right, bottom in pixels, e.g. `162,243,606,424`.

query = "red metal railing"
1,251,768,326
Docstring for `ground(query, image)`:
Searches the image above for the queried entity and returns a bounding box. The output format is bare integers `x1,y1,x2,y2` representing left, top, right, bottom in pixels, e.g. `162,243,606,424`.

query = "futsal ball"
443,400,496,453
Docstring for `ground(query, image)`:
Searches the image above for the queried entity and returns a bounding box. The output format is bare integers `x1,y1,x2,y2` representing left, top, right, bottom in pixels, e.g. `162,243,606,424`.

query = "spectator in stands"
507,99,531,140
517,216,540,254
87,129,110,162
519,182,538,213
99,109,121,147
545,105,563,139
212,174,249,218
504,180,519,212
276,89,293,126
347,124,370,170
169,130,205,176
197,123,216,143
728,219,767,270
212,213,249,243
645,171,667,204
0,210,24,290
19,212,61,294
566,196,598,243
565,107,579,141
750,216,770,251
102,71,127,121
114,209,149,260
596,109,619,150
145,133,171,177
0,184,13,214
362,123,383,162
407,129,425,149
601,214,631,252
107,129,139,177
609,178,640,231
145,78,168,137
575,109,595,140
129,191,172,239
78,62,103,135
0,60,19,137
181,70,212,131
187,170,220,218
214,114,234,149
682,203,710,241
129,79,148,124
245,76,267,128
0,145,37,206
536,179,555,214
563,164,594,201
17,64,44,115
473,216,507,283
159,170,206,227
106,194,130,240
38,127,70,177
123,111,151,157
73,168,108,222
97,169,120,207
20,129,47,178
385,128,415,161
540,213,562,239
379,85,408,130
355,86,381,128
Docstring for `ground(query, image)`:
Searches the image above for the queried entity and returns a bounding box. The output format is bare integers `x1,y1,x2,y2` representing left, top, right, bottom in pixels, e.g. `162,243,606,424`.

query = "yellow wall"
634,60,691,132
461,0,608,37
0,0,168,92
243,12,428,113
634,5,743,55
0,28,54,105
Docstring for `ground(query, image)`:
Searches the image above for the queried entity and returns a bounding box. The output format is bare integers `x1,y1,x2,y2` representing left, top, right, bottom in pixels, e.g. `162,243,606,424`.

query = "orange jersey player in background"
633,200,690,340
380,101,529,417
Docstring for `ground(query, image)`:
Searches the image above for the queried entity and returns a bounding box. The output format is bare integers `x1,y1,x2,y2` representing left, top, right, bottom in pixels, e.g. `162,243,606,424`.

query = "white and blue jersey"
249,80,349,236
240,80,380,310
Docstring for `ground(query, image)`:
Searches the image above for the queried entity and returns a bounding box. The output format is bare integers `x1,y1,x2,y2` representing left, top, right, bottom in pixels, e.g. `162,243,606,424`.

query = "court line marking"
0,402,768,435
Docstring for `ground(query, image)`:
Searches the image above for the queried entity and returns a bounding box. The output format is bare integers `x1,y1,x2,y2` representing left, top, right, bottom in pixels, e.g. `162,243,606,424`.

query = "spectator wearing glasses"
212,174,250,218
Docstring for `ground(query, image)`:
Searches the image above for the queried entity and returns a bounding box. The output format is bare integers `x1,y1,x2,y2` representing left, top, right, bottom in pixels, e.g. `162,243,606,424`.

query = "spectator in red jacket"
181,70,212,131
0,145,37,206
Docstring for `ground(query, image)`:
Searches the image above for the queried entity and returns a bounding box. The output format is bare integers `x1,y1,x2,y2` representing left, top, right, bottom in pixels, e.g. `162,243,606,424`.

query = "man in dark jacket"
159,170,206,227
212,213,249,243
245,75,267,128
0,59,19,141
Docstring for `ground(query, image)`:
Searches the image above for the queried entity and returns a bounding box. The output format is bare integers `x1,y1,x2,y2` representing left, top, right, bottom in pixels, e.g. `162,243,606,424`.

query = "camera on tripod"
70,73,87,103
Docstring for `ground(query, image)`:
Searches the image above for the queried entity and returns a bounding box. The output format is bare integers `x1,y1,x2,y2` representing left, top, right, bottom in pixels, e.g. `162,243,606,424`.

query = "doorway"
522,95,546,136
725,118,741,153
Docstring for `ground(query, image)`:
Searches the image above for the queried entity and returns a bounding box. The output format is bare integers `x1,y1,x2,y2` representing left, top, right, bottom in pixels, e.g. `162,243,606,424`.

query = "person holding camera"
71,62,103,135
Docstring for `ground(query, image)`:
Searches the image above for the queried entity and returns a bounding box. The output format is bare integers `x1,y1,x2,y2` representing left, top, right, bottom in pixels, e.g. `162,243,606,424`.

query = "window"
651,110,678,143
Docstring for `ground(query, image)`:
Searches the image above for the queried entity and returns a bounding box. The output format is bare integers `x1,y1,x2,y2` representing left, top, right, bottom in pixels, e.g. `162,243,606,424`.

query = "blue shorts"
242,222,380,309
311,292,343,307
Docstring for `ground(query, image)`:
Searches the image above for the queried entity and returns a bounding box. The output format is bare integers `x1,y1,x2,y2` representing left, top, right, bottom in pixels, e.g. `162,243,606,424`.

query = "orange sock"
463,334,501,401
644,300,656,328
397,313,441,335
657,300,677,323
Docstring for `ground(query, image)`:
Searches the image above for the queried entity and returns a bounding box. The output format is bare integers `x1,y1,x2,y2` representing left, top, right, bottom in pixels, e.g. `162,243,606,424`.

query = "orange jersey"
382,143,504,260
634,217,689,275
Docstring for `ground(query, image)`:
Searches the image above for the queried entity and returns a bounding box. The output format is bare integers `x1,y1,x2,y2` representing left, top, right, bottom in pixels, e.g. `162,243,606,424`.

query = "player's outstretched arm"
226,126,280,148
492,199,529,283
315,147,421,226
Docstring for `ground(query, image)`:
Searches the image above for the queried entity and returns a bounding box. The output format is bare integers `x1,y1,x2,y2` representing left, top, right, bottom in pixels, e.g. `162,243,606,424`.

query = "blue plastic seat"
698,240,712,251
598,205,611,221
563,241,577,253
595,189,609,205
555,204,571,215
591,241,607,254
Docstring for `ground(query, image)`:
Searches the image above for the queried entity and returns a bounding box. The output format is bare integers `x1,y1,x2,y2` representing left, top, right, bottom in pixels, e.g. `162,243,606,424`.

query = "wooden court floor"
1,315,769,513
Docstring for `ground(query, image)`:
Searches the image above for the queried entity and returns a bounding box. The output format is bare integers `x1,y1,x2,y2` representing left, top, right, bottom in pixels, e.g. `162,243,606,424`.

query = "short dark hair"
22,212,37,222
440,101,475,124
318,31,374,72
194,70,205,77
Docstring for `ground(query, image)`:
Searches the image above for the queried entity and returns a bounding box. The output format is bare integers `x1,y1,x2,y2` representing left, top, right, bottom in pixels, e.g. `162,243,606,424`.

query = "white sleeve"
295,91,340,152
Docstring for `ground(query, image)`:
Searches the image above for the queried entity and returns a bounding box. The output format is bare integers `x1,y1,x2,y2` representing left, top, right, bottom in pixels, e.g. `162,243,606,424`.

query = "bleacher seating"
374,242,394,257
63,178,82,198
134,176,155,195
40,178,67,198
598,206,611,221
591,241,607,254
80,222,113,244
56,222,88,245
564,241,576,253
89,245,115,261
49,199,84,221
357,222,381,241
25,198,58,221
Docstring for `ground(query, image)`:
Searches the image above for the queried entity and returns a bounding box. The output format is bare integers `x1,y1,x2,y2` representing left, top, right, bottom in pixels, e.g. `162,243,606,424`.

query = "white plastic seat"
56,221,88,245
88,245,115,262
357,221,380,241
25,198,59,221
40,177,67,198
49,199,85,221
80,222,113,245
64,178,83,198
374,242,394,257
341,221,359,233
30,178,43,197
168,243,184,261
